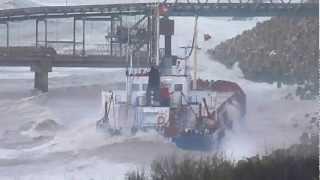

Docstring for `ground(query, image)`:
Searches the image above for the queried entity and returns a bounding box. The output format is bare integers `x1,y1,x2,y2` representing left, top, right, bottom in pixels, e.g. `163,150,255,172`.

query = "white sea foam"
0,2,316,179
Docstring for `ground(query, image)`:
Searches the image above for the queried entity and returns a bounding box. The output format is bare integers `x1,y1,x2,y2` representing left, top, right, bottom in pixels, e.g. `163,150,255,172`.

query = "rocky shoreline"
208,17,319,98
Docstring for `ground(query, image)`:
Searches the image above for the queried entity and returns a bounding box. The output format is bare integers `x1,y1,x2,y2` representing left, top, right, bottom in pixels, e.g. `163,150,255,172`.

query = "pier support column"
6,22,9,48
82,19,86,56
31,61,52,92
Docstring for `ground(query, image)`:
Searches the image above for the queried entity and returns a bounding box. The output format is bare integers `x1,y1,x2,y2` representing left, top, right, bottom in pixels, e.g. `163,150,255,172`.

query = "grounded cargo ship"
96,58,246,151
96,5,246,151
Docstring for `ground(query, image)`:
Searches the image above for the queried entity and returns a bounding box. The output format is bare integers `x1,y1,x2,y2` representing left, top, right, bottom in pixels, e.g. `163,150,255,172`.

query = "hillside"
208,17,318,98
0,0,38,9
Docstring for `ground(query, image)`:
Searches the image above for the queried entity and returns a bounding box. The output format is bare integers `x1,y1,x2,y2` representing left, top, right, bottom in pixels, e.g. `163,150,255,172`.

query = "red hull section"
194,79,246,117
212,80,246,117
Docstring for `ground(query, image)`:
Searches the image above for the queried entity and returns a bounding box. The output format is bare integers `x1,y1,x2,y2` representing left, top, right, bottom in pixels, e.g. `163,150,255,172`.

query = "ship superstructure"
97,4,246,151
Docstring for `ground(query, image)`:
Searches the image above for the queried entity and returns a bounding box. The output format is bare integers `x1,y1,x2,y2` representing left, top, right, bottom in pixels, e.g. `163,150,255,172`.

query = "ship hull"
172,133,219,151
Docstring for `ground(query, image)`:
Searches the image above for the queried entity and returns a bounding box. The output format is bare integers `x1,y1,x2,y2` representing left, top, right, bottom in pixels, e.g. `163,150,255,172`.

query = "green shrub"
126,169,148,180
126,141,319,180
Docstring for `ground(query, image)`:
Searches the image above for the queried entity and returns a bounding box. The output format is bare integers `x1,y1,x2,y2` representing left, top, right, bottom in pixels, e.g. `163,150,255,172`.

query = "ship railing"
188,94,219,111
114,95,126,104
188,95,200,105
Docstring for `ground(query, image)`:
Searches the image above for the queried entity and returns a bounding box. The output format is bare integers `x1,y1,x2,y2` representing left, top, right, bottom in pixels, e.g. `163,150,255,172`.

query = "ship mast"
192,16,199,90
155,0,160,66
126,26,133,106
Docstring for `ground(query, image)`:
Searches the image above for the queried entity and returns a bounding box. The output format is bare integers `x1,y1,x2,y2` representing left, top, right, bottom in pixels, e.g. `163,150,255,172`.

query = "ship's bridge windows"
132,84,140,91
172,58,177,66
174,84,183,91
142,84,148,91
